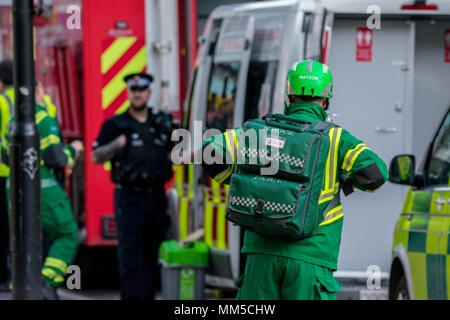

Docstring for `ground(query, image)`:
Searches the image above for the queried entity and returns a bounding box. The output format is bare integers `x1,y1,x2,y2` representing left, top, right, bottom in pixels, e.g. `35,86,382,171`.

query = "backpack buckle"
255,199,265,222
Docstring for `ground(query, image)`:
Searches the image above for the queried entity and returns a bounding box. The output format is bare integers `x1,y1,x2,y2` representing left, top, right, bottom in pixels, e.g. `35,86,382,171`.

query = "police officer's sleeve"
92,119,122,150
338,129,389,192
200,127,243,185
39,114,75,169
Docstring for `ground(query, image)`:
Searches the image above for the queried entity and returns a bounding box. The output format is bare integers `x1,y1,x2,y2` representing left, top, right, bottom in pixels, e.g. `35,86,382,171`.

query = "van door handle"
375,127,397,133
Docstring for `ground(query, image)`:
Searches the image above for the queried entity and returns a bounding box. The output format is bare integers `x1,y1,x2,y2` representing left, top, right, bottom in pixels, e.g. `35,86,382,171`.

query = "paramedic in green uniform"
5,104,83,299
198,60,389,300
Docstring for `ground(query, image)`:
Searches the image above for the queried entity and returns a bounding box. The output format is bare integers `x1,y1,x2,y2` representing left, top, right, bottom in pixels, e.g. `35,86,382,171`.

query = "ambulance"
172,0,450,296
389,106,450,300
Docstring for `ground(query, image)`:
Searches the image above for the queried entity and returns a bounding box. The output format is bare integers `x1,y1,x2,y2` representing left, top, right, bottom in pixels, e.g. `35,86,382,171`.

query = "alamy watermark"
366,5,381,30
66,264,81,290
366,265,381,290
170,121,284,176
66,5,81,30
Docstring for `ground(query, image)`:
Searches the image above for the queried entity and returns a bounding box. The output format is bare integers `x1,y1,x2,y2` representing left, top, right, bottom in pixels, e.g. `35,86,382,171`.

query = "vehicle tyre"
394,275,409,300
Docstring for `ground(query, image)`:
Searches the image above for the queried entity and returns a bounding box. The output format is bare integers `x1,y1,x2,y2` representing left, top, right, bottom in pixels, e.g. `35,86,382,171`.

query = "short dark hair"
0,59,13,86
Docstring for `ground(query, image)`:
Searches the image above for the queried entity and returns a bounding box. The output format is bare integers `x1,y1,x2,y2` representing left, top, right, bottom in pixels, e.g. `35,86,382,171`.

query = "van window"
205,61,240,132
244,60,278,121
427,111,450,186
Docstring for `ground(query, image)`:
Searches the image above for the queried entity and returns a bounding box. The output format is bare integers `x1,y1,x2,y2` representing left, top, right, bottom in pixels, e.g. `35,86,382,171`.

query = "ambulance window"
205,61,240,132
244,61,278,121
427,111,450,186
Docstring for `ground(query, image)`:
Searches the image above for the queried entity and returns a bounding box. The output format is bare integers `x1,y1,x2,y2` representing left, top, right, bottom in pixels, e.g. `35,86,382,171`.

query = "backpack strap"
312,120,336,133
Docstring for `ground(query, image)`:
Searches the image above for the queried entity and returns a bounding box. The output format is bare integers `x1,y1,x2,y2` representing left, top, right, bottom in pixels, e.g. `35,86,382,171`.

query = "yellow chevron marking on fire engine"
101,37,137,74
204,202,214,246
114,99,130,115
179,198,189,239
102,46,147,109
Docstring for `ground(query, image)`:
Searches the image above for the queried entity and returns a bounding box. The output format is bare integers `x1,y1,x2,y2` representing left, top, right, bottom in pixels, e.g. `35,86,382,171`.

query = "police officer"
92,72,174,300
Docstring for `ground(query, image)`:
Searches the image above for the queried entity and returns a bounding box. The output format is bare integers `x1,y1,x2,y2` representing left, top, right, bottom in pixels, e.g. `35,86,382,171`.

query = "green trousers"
40,185,78,287
236,253,342,300
7,182,78,287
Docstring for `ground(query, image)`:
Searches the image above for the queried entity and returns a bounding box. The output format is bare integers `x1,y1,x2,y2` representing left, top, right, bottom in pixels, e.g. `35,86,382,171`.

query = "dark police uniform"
93,73,174,300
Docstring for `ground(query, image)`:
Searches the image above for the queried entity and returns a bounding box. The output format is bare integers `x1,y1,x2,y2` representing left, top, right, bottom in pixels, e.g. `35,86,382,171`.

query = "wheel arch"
389,244,415,300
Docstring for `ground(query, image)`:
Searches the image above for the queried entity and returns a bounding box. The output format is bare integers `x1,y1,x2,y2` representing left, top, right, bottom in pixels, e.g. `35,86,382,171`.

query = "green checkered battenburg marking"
407,216,430,253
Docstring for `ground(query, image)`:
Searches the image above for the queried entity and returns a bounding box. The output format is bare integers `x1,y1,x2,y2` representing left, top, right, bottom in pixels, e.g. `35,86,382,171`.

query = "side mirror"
389,154,415,185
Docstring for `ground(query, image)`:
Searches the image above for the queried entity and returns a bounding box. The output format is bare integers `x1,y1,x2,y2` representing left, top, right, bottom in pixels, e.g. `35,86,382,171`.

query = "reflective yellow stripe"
101,37,137,74
102,46,147,109
321,127,342,197
331,127,341,189
224,130,236,163
347,147,369,172
216,205,227,249
36,110,47,124
342,143,369,172
204,202,214,246
64,148,73,166
42,267,56,278
214,165,233,184
231,129,238,150
42,267,64,283
178,198,189,240
320,212,343,226
319,205,344,226
45,257,67,273
211,179,222,204
174,165,183,196
40,134,60,150
324,204,342,218
318,183,340,204
324,128,334,192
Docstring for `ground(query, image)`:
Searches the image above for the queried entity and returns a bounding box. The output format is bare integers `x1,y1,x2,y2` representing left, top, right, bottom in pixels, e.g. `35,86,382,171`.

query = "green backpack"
225,113,337,240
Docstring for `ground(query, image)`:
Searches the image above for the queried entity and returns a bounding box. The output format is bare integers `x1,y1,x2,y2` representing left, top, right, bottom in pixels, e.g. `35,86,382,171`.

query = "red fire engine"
0,0,197,251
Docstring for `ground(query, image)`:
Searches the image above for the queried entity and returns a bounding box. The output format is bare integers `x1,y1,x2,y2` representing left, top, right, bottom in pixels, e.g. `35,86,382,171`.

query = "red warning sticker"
445,29,450,63
356,27,373,62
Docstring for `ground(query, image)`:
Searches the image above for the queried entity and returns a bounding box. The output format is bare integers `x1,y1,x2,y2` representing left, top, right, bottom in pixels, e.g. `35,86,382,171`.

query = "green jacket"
201,102,389,270
0,88,15,177
4,104,75,188
0,89,57,177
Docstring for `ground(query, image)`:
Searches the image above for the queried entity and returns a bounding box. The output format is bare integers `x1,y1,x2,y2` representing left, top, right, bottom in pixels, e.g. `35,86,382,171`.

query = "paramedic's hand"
71,140,84,155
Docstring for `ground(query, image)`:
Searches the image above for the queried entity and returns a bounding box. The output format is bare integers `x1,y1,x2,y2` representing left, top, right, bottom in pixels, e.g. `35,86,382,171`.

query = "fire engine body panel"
179,0,450,293
0,0,196,248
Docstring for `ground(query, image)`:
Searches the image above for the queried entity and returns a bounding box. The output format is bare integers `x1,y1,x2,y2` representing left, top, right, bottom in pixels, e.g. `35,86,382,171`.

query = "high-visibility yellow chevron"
114,99,130,115
204,203,214,247
102,46,147,109
101,37,137,74
216,205,227,249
